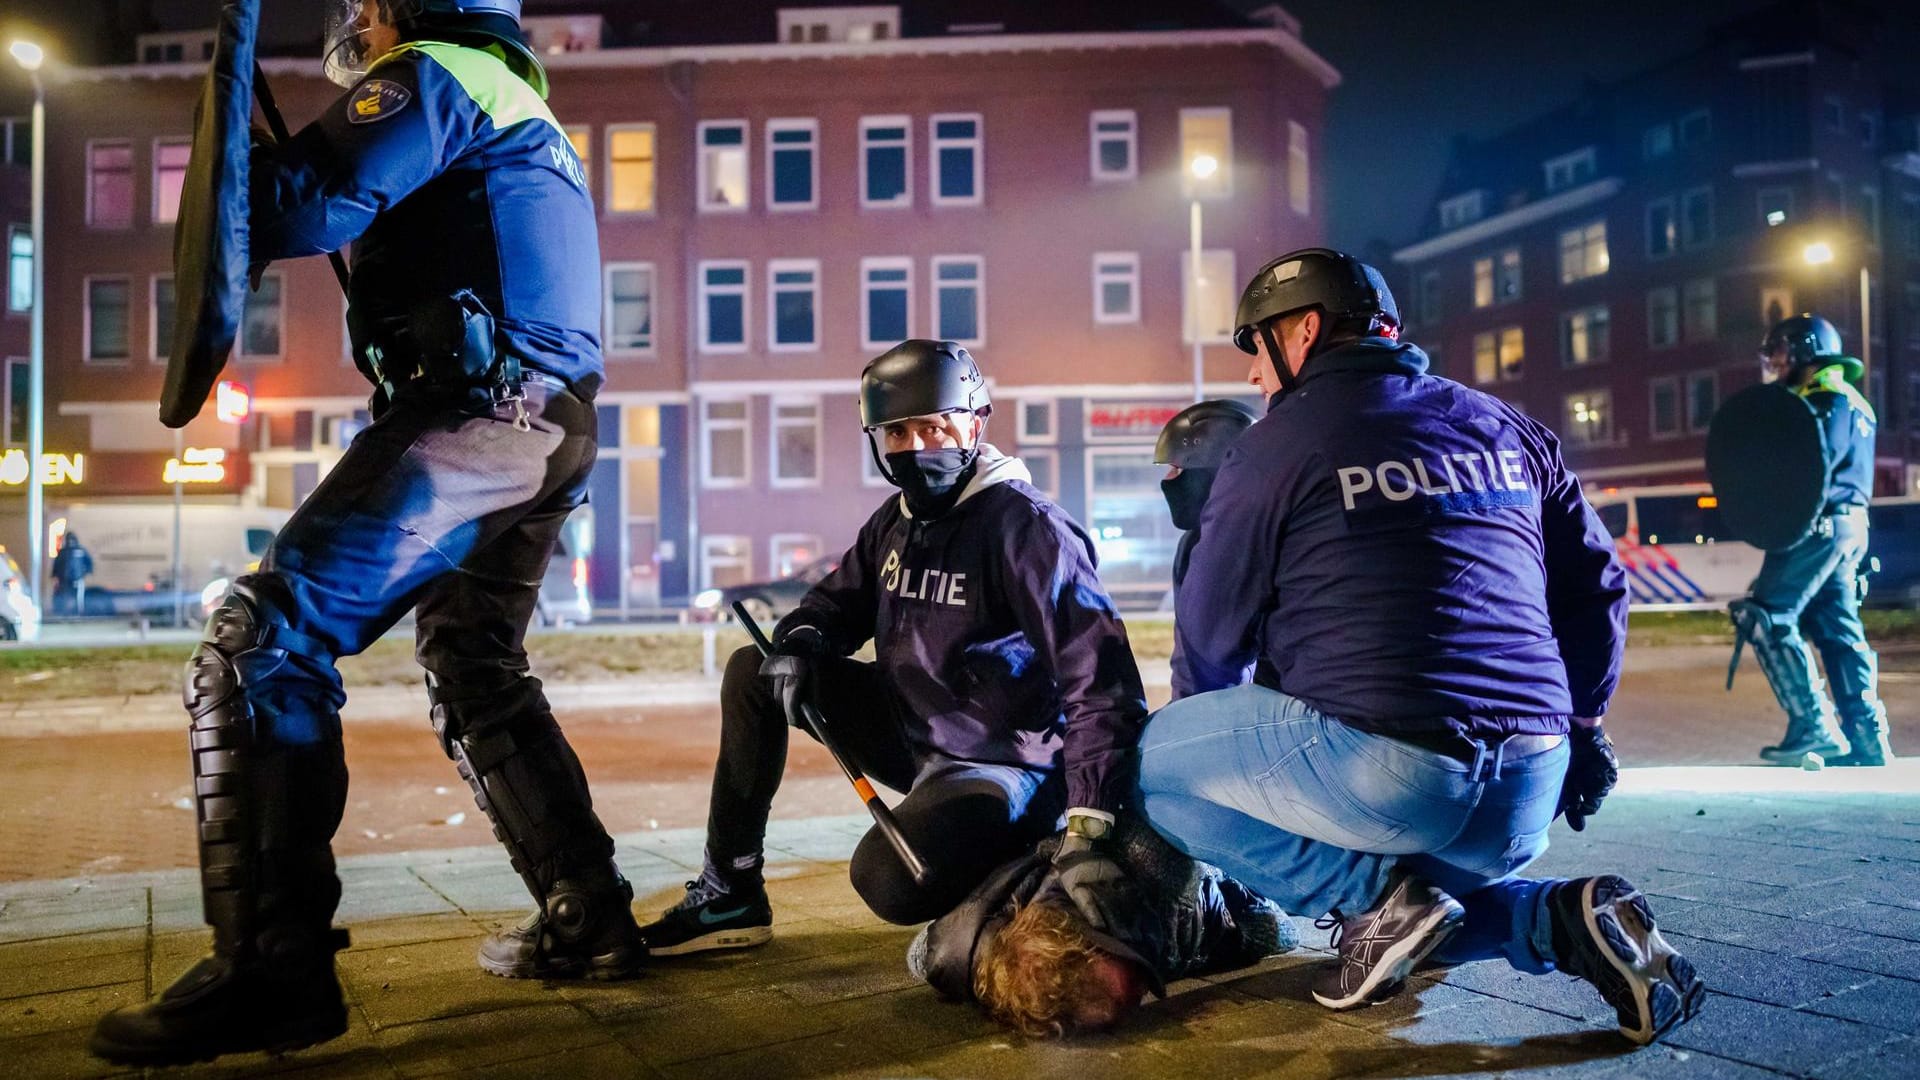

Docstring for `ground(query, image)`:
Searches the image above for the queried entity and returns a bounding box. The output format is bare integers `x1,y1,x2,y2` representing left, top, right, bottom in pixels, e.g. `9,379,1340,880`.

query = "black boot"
478,868,645,979
90,929,350,1067
1758,709,1847,764
1826,708,1893,767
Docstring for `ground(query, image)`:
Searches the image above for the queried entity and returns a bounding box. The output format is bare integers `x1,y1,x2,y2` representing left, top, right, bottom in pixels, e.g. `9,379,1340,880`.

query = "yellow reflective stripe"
1797,365,1877,425
376,41,561,137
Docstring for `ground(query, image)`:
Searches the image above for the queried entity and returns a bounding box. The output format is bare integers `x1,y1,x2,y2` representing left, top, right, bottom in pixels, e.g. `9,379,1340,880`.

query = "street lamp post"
1803,240,1872,391
9,40,45,614
1187,153,1219,403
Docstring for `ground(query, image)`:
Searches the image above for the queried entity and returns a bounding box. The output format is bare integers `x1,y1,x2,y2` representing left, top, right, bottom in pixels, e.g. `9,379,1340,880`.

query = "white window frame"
1683,277,1717,342
930,254,985,346
696,119,750,214
1178,106,1234,199
1287,120,1310,215
5,225,29,314
765,117,819,212
697,259,750,354
700,398,751,489
1685,371,1718,434
860,256,913,350
238,270,285,362
1647,286,1679,349
769,533,825,579
1089,109,1137,182
859,115,912,209
1560,304,1610,368
1649,377,1682,440
1092,252,1140,325
766,258,821,353
769,397,823,489
150,273,174,362
860,441,894,488
1473,257,1494,309
700,535,752,590
1563,389,1614,448
1181,248,1237,346
603,261,656,356
1542,146,1595,193
1680,185,1714,249
1438,190,1484,230
604,122,657,216
84,274,132,365
1019,399,1058,445
86,139,134,230
929,112,984,207
1558,220,1609,284
151,135,192,226
1022,447,1059,499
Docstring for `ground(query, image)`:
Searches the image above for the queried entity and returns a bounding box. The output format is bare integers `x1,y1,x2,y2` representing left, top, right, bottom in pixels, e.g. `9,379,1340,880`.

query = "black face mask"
886,448,978,519
1161,468,1217,531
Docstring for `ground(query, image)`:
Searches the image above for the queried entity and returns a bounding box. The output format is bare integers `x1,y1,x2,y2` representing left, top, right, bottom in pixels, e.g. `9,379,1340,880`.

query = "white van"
50,503,291,617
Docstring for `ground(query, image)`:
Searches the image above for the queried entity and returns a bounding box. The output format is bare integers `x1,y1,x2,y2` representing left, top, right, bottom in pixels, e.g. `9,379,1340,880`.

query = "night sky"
3,0,1916,251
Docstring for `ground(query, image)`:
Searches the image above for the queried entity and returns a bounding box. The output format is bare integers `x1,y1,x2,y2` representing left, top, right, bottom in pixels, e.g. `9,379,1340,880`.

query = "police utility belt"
348,290,532,428
1811,505,1868,539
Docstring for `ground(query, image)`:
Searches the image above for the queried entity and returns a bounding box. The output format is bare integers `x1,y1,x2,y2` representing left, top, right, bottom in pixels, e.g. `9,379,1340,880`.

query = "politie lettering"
880,549,970,607
1337,449,1530,511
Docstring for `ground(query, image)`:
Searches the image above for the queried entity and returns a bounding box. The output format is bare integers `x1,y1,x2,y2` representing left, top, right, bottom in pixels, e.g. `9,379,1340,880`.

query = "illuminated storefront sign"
0,450,86,486
163,447,229,485
1086,400,1184,440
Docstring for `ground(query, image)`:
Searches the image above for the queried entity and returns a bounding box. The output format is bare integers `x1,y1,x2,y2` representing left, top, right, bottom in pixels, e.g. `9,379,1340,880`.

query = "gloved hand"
761,626,829,728
1052,820,1133,932
1557,721,1618,832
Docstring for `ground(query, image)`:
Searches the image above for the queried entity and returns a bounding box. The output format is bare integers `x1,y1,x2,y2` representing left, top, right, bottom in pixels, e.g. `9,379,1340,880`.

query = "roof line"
1392,178,1623,263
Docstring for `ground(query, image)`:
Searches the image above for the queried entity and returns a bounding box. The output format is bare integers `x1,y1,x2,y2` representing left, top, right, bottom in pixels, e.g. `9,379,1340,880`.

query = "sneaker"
1216,877,1300,957
1310,872,1464,1010
1550,876,1706,1045
477,875,646,980
638,878,773,957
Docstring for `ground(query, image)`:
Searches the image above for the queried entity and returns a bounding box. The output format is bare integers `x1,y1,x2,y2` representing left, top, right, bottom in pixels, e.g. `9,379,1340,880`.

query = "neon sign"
162,447,228,485
0,450,86,486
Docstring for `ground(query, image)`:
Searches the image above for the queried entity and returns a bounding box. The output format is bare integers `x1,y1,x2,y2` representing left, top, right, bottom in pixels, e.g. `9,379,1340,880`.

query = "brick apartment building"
0,1,1338,612
1391,0,1920,498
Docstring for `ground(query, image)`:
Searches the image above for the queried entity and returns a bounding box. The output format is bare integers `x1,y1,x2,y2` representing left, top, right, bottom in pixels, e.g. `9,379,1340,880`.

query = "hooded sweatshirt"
774,444,1148,814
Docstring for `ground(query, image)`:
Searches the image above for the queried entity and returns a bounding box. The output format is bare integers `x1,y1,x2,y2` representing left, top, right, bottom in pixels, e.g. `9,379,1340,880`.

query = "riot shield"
1705,383,1828,551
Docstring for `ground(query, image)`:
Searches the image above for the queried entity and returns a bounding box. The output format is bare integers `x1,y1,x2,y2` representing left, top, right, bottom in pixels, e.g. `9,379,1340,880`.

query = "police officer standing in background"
1132,249,1706,1045
94,1,639,1065
1730,315,1895,767
1155,399,1258,693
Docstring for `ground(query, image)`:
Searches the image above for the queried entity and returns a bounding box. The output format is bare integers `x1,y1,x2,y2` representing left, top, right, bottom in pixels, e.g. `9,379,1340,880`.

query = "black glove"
1558,723,1618,832
761,625,829,728
1052,827,1133,932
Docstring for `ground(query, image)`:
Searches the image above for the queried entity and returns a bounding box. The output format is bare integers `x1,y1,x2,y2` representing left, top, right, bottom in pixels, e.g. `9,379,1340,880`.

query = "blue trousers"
1744,510,1882,727
1136,683,1570,974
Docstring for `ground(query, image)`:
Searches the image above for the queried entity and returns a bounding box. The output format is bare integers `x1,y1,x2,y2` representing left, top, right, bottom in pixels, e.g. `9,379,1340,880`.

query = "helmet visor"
323,0,420,87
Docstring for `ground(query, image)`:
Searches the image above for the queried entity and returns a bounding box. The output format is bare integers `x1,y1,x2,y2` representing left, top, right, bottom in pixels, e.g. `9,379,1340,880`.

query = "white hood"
897,443,1031,519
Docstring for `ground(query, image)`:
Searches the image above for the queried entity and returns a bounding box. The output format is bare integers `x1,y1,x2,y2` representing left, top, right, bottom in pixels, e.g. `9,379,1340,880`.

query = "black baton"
731,602,931,887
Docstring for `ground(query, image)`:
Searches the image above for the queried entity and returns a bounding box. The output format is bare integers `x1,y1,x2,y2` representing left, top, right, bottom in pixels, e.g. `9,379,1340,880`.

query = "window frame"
1645,196,1676,259
700,398,751,490
1180,248,1237,345
1562,389,1615,448
765,117,819,212
766,258,821,353
1649,376,1682,440
603,261,657,356
6,225,30,315
929,112,985,208
1560,304,1611,368
1647,286,1679,350
1092,251,1140,325
1680,185,1714,249
697,259,751,354
768,533,826,579
1685,371,1718,434
562,125,592,199
860,256,914,351
859,115,913,209
696,119,750,214
238,270,285,362
85,139,135,230
930,254,985,347
83,274,133,364
150,135,192,226
1472,326,1525,385
604,122,657,216
699,534,752,589
1682,277,1717,342
1558,220,1609,284
150,273,175,362
1019,399,1058,445
769,397,823,489
1089,109,1137,182
1542,146,1596,193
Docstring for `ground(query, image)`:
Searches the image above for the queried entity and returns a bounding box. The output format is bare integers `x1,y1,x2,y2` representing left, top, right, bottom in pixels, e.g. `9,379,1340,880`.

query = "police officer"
1155,399,1258,693
1132,249,1705,1045
1732,314,1894,767
93,1,637,1066
638,341,1148,953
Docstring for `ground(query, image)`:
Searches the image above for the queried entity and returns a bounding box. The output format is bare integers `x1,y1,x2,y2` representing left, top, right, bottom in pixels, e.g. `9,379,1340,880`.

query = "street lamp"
8,39,45,615
1187,153,1219,402
1802,240,1871,391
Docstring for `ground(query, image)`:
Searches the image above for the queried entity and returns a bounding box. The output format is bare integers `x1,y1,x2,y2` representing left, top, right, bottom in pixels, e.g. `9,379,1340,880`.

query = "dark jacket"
775,448,1148,814
250,40,603,397
1175,339,1629,738
1797,365,1876,513
908,816,1294,1000
51,543,93,586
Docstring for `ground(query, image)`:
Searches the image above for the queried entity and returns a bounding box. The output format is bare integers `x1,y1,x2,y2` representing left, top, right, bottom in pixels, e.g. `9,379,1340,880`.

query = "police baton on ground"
731,600,931,886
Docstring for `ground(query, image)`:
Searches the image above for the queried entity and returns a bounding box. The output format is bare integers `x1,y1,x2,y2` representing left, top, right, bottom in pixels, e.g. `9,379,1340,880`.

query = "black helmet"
1760,313,1861,379
1232,248,1398,356
859,340,992,428
325,0,549,96
1155,399,1259,469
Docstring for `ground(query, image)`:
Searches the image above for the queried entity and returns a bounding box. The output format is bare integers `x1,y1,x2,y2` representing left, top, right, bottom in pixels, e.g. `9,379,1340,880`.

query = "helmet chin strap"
1258,323,1300,400
862,412,988,487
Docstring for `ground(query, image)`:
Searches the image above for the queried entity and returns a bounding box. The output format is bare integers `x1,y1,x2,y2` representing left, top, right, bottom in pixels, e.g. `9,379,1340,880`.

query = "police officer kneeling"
639,341,1149,953
1131,249,1706,1044
94,1,639,1066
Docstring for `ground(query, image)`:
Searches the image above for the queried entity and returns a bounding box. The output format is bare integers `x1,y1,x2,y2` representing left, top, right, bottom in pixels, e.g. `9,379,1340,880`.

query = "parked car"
689,556,840,623
0,546,42,641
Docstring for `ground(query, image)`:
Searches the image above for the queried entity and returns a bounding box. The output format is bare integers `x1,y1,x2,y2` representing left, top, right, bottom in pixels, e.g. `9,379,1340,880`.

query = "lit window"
6,227,30,313
87,141,134,229
861,257,912,348
1181,249,1236,344
700,261,748,352
152,138,191,225
1558,220,1609,283
930,113,983,206
1093,253,1139,324
241,272,283,359
932,256,983,345
1090,110,1136,181
1473,257,1493,309
702,400,749,488
1179,108,1232,199
771,534,823,578
1562,305,1611,367
1288,121,1310,215
607,124,655,214
1757,186,1792,227
698,120,749,212
860,116,911,207
1564,390,1612,447
768,260,819,351
771,399,821,487
86,277,131,362
1472,327,1524,384
767,118,817,210
605,264,654,353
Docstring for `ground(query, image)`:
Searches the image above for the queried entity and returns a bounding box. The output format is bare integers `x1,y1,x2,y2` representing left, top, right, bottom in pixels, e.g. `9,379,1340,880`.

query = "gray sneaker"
1550,876,1705,1045
1311,872,1464,1010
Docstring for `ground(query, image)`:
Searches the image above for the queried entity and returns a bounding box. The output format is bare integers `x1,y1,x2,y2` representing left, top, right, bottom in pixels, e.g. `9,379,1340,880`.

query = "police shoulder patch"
348,79,412,124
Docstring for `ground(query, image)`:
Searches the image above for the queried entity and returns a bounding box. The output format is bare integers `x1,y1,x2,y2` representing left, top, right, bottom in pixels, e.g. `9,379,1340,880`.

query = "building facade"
0,2,1337,612
1392,0,1920,498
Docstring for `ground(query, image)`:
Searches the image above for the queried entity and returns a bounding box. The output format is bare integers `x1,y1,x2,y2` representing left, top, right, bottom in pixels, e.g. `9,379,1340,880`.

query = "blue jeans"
1136,683,1571,973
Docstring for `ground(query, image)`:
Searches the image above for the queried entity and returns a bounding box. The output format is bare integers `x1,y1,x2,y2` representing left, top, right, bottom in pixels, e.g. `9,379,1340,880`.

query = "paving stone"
0,980,143,1040
414,1038,656,1079
0,1028,140,1080
1799,936,1920,980
608,986,849,1068
1663,934,1875,1009
0,930,144,998
373,1003,615,1079
0,905,148,944
1801,976,1920,1034
1666,992,1888,1075
339,936,556,1030
1807,1034,1919,1080
1821,901,1920,943
1426,964,1615,1025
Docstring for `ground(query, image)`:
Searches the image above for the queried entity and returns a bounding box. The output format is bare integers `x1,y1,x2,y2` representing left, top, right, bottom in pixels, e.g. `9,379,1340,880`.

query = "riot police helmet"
1231,248,1399,357
1155,399,1259,469
859,340,992,429
1759,313,1861,379
325,0,548,97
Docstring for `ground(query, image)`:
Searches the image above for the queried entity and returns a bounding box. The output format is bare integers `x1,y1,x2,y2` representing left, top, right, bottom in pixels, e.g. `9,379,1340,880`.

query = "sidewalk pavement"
2,764,1916,1079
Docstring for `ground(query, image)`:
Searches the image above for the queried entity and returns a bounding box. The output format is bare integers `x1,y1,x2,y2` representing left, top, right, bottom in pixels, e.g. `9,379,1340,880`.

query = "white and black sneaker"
638,878,773,957
1550,875,1706,1045
1311,871,1465,1010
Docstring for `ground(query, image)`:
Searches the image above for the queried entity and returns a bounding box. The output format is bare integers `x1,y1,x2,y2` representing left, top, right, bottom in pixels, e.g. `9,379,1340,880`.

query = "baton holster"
349,291,524,422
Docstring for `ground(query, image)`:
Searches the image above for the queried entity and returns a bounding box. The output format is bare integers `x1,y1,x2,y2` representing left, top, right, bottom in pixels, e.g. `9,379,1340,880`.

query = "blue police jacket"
249,40,604,397
1175,339,1630,741
1798,365,1876,513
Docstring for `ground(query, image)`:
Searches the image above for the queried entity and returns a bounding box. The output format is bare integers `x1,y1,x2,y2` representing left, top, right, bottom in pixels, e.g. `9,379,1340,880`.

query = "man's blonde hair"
972,901,1137,1038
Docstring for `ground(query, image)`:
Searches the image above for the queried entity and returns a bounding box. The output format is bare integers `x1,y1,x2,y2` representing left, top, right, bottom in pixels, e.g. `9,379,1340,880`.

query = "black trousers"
708,645,1065,924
